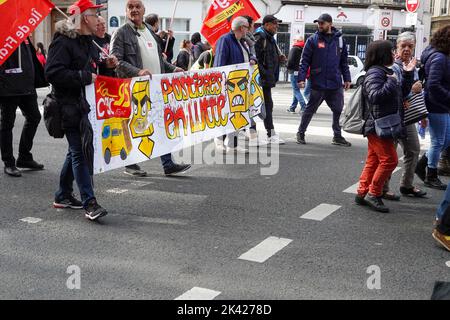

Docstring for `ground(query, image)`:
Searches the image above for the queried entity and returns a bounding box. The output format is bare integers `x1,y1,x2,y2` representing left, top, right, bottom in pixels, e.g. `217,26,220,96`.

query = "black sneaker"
53,195,83,209
355,194,367,206
124,164,147,177
16,159,44,170
164,163,191,176
332,136,352,147
296,132,306,144
424,177,447,190
84,199,108,221
4,166,21,177
286,108,296,113
365,194,390,213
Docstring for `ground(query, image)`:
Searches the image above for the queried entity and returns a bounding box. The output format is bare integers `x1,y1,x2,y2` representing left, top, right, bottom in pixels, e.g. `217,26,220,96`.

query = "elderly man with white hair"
213,16,257,153
382,31,428,200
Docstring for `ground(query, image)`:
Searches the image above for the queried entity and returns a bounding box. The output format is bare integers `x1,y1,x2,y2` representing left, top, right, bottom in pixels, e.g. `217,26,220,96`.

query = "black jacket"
45,20,98,129
0,38,47,97
161,36,175,63
254,28,279,88
94,33,115,77
176,49,192,71
287,45,303,73
363,65,414,136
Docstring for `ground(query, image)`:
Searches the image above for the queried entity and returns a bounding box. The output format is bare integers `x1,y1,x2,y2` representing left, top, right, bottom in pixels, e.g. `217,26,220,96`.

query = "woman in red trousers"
356,40,415,213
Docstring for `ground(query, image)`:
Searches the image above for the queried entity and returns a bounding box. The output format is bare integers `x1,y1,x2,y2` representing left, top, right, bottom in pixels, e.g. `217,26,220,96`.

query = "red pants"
358,134,398,197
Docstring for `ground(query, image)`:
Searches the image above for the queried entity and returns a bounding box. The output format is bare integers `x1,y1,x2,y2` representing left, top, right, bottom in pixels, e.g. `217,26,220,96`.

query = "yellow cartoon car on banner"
102,118,132,164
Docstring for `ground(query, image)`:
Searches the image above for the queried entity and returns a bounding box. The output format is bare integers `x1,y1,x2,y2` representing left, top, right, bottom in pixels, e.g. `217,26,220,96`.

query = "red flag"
0,0,55,66
201,0,261,47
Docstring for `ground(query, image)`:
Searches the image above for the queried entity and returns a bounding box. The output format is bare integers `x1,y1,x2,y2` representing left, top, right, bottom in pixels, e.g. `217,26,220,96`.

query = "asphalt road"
0,85,448,300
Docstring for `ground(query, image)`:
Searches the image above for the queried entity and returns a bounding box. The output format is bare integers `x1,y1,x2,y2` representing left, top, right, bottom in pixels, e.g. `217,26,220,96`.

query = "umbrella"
80,114,94,176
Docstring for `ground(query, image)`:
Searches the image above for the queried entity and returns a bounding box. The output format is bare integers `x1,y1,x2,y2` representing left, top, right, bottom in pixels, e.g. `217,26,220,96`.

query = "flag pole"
164,0,179,53
54,6,70,20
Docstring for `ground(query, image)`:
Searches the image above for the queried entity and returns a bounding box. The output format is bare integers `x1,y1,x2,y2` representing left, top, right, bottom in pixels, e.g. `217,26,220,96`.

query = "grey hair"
231,16,249,31
397,31,416,44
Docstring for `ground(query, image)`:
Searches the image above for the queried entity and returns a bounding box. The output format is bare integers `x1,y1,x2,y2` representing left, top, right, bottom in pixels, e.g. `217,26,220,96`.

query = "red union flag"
0,0,54,66
201,0,261,47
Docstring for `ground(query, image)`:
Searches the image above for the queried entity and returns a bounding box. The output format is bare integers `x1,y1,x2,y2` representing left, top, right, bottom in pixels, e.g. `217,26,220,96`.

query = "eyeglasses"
85,14,99,18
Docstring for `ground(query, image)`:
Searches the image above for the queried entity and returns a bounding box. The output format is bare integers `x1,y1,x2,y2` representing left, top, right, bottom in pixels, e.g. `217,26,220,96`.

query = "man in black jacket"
0,38,46,177
45,0,115,221
254,15,286,145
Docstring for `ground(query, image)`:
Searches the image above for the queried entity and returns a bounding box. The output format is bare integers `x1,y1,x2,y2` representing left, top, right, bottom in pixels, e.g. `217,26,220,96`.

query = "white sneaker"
215,138,226,152
226,146,249,154
248,136,269,147
238,130,250,140
268,134,285,145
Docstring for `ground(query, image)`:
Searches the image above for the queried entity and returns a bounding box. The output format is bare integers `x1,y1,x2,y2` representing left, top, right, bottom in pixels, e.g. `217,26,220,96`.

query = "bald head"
95,16,107,38
127,0,145,27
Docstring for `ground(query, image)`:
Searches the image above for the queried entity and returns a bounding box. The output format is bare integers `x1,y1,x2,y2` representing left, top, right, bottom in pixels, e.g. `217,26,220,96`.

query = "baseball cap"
68,0,103,15
262,15,282,25
313,13,332,23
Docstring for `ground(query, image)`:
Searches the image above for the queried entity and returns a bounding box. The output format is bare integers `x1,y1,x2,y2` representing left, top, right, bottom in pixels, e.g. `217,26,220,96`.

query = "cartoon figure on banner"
249,66,264,118
226,69,249,130
102,118,133,164
130,80,155,158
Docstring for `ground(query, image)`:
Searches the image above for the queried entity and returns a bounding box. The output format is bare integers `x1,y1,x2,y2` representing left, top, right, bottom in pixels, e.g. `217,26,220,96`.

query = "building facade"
430,0,450,34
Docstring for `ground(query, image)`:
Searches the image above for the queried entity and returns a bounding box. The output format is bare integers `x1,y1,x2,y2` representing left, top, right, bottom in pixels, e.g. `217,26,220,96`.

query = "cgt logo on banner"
0,0,54,65
86,63,264,174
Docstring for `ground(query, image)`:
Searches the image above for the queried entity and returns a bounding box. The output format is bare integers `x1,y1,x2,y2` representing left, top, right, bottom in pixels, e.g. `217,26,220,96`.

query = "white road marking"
446,261,450,268
238,236,292,263
20,217,42,224
175,287,221,300
343,167,401,194
106,188,128,194
300,203,341,221
132,217,189,225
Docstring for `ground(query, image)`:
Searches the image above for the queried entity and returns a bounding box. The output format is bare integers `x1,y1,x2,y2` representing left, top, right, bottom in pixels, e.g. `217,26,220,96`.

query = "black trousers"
262,86,274,137
0,94,41,167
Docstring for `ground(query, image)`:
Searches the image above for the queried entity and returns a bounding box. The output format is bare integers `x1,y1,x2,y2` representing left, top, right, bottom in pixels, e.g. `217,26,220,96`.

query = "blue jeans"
161,153,174,170
437,184,450,220
55,129,95,208
289,74,307,111
427,113,450,169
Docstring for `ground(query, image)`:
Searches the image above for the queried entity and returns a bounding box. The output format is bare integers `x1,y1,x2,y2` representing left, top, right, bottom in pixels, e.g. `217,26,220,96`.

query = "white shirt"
137,27,161,74
239,41,250,63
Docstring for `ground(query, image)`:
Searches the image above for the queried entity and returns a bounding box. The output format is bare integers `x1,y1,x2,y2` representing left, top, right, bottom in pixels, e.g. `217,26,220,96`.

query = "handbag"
373,111,403,139
404,93,428,125
43,92,65,139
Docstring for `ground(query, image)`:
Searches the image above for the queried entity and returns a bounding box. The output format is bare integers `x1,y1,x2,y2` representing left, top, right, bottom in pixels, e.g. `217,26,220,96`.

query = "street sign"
406,12,418,26
406,0,420,13
379,10,393,31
